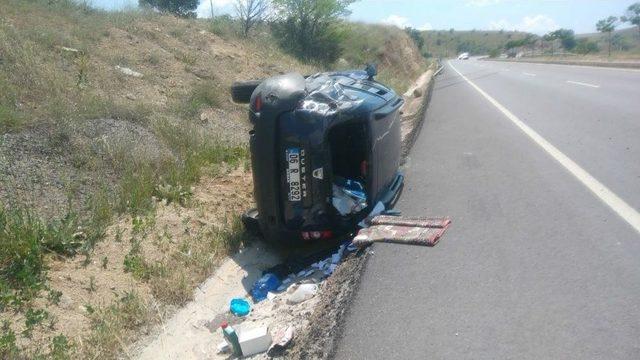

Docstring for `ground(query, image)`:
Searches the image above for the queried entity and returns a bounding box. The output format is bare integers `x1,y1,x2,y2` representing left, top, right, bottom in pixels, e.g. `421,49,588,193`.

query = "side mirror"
365,63,377,80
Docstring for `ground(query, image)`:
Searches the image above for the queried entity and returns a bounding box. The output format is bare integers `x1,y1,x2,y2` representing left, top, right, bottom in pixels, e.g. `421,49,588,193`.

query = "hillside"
340,22,428,91
0,1,427,358
576,26,640,55
420,29,531,57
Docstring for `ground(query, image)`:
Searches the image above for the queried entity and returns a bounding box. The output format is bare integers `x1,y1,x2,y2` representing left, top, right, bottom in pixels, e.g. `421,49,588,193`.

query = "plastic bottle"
251,273,281,302
220,321,242,357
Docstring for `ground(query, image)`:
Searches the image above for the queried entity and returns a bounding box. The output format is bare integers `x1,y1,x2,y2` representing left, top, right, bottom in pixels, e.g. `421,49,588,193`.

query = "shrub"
575,38,599,54
271,0,354,63
209,15,238,38
0,208,83,308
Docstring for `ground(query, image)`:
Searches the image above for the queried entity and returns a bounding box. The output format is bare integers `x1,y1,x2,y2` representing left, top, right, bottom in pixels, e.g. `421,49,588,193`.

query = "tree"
138,0,198,17
596,16,618,56
234,0,270,37
551,28,576,51
271,0,356,63
621,2,640,39
542,32,557,55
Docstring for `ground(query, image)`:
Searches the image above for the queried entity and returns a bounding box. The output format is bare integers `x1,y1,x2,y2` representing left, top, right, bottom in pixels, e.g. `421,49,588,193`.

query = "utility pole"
210,0,215,19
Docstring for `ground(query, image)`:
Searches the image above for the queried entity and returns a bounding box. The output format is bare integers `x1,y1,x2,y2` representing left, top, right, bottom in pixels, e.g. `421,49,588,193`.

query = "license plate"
286,148,301,202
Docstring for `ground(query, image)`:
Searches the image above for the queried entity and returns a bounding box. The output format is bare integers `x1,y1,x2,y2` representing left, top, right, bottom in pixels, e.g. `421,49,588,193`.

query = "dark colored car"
232,68,404,244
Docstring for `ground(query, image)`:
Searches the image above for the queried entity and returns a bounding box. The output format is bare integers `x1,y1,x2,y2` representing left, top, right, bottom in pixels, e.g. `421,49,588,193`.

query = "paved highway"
333,59,640,359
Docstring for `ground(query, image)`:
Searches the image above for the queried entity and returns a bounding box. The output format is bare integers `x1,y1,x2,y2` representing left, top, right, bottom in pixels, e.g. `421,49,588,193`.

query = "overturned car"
232,68,404,244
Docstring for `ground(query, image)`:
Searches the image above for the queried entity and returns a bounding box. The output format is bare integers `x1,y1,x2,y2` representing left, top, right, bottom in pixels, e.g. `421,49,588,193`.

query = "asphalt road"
333,60,640,359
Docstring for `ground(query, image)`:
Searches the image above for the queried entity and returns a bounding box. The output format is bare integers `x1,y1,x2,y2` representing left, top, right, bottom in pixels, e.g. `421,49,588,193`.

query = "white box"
238,326,272,357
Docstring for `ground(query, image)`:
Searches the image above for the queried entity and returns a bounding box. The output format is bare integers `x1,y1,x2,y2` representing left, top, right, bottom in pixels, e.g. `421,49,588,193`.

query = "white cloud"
489,14,559,34
197,0,234,18
381,14,411,29
467,0,503,7
380,15,433,31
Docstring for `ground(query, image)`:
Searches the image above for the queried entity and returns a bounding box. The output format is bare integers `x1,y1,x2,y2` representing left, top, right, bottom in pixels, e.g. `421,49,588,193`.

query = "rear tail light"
252,93,262,112
301,230,333,240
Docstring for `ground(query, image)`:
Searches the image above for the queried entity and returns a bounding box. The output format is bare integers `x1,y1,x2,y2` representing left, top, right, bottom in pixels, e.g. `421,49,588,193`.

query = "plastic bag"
251,273,281,302
332,177,367,216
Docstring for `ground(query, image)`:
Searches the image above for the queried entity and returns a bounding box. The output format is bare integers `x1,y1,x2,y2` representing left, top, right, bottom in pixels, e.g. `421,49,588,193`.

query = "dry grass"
339,23,428,93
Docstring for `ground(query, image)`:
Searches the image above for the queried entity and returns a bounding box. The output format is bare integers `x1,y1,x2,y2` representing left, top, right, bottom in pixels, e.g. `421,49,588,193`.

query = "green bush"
209,15,238,38
0,207,84,308
180,80,223,118
575,38,599,54
271,0,354,63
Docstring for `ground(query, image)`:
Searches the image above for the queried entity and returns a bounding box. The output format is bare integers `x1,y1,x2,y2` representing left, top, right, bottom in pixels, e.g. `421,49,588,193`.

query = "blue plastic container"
230,298,251,317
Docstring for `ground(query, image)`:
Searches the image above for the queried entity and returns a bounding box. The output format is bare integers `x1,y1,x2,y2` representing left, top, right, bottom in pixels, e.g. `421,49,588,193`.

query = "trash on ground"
230,298,251,317
251,273,281,302
238,326,272,357
267,292,277,301
115,65,143,78
353,215,451,247
287,284,319,304
332,177,367,215
267,326,295,356
216,341,230,354
221,321,243,357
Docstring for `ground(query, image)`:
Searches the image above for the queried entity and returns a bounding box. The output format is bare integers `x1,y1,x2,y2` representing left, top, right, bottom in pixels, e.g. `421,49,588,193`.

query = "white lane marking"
523,72,536,76
566,80,600,88
487,60,640,73
448,60,640,234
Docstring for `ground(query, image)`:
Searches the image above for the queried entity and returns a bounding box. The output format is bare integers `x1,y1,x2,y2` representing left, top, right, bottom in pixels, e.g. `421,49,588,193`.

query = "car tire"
241,208,262,236
231,80,262,103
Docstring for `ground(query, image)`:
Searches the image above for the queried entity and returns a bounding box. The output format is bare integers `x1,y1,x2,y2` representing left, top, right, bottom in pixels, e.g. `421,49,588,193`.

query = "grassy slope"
339,23,428,92
0,2,426,358
420,29,530,57
576,26,640,56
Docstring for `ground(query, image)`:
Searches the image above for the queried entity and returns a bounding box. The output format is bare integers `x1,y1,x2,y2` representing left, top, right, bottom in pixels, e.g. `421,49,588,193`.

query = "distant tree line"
488,2,640,58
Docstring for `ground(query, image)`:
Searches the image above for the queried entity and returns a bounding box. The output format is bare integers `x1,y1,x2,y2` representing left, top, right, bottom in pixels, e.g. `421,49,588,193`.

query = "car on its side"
457,52,470,60
231,67,404,244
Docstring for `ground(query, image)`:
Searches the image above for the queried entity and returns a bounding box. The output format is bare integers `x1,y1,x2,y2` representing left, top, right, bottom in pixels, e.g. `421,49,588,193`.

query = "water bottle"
220,321,242,357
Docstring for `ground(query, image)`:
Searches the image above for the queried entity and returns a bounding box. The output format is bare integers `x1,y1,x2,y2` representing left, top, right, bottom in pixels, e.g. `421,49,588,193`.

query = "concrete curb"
400,66,439,161
482,58,640,69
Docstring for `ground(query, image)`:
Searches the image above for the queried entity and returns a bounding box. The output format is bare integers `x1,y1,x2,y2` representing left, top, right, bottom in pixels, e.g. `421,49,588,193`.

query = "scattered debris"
115,65,143,78
221,322,243,357
251,273,281,302
288,284,319,305
216,341,230,354
268,326,295,356
353,215,451,247
230,298,251,317
59,46,80,53
238,326,272,357
332,177,367,216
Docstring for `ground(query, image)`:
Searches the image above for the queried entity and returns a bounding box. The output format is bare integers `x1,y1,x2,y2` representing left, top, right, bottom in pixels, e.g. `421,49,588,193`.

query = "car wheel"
241,208,262,236
231,80,262,104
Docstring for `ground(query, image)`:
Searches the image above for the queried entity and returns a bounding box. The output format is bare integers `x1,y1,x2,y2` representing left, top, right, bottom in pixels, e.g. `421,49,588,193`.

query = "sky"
88,0,635,34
